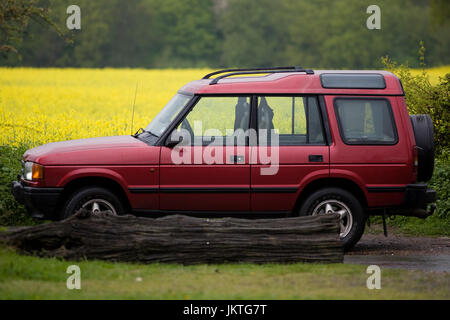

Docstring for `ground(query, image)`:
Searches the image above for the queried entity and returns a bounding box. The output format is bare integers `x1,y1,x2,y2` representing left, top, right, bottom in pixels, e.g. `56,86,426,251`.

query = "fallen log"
0,210,343,264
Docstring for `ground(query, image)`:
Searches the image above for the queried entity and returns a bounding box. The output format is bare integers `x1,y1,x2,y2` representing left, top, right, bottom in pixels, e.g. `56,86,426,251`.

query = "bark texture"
0,210,343,264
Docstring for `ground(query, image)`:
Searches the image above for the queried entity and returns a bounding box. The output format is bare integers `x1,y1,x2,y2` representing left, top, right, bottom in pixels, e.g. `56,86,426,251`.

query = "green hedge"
0,145,34,225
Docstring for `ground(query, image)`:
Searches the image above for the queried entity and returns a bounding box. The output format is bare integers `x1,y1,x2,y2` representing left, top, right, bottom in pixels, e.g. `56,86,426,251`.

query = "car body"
12,67,436,249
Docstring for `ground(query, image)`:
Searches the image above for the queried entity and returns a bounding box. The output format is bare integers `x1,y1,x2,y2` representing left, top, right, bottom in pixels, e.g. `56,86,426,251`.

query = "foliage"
382,44,450,155
430,0,450,27
0,0,66,56
428,157,450,220
0,0,449,68
0,145,34,226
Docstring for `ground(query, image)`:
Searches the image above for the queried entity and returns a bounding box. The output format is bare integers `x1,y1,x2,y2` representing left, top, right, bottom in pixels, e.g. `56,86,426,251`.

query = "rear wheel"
61,186,125,219
299,188,366,251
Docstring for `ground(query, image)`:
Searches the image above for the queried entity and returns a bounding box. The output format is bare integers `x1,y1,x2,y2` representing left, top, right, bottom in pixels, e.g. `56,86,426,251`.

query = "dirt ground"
345,225,450,272
349,227,450,256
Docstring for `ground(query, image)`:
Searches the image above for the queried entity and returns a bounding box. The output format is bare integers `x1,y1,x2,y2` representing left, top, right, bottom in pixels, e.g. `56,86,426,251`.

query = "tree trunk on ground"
0,211,343,264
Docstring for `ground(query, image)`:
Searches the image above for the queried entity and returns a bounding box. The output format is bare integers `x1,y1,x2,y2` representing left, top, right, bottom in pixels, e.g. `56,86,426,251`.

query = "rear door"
160,95,251,212
326,95,411,206
251,95,330,212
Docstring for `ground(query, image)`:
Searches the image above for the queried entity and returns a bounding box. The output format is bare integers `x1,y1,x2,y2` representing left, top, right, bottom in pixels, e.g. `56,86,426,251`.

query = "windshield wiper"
133,128,159,138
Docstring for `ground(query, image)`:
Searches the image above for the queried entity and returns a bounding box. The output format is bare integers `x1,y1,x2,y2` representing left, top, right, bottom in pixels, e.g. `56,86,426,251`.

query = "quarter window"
334,98,397,145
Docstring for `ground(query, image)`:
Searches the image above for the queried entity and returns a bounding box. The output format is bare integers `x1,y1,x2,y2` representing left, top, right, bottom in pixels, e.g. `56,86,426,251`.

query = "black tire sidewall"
299,188,366,251
410,114,434,182
61,186,125,219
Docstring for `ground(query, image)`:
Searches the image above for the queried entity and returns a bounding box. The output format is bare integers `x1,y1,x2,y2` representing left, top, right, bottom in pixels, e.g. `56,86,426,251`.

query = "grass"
385,215,450,237
366,214,450,237
0,246,448,300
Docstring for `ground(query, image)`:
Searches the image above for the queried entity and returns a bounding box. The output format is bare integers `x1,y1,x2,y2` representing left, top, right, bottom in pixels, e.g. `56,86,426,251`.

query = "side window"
257,96,325,145
334,98,398,145
179,96,251,145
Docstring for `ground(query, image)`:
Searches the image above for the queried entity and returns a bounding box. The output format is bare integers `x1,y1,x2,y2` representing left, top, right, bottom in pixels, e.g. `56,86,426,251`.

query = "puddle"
344,254,450,273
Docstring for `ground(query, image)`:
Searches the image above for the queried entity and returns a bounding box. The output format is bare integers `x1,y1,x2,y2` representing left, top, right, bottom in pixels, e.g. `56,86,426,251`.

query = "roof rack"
202,66,304,79
204,67,314,85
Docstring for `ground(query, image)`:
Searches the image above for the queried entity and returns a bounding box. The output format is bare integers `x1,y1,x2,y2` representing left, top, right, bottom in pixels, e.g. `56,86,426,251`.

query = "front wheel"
299,188,366,251
61,186,125,219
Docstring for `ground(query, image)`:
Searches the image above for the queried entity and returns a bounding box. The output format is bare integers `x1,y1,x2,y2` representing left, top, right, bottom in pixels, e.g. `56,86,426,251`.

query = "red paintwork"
182,70,403,95
325,95,415,207
251,145,329,211
22,70,416,214
160,146,250,211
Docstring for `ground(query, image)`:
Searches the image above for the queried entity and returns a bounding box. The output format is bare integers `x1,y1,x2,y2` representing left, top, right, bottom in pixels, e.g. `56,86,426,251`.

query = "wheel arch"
56,176,132,217
293,177,368,215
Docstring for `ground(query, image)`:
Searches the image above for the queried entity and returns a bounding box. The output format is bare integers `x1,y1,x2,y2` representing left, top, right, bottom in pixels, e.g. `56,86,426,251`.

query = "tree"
430,0,450,27
0,0,65,57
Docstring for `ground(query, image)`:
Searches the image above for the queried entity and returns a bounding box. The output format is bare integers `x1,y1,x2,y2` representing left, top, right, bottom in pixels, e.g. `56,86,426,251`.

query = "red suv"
12,67,436,249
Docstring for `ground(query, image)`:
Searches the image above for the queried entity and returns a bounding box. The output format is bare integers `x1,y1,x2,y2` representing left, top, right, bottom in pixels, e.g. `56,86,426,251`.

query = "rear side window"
334,98,398,145
257,96,325,146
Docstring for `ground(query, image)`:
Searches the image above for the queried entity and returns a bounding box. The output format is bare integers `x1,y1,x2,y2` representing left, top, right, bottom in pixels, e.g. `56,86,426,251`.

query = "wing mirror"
165,132,184,148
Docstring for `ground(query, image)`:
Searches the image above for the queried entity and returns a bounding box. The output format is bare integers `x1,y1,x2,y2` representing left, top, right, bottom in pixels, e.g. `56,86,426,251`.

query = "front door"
160,95,252,212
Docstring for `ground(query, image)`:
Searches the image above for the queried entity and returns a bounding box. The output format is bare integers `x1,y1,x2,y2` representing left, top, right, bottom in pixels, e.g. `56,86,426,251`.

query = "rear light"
412,146,419,175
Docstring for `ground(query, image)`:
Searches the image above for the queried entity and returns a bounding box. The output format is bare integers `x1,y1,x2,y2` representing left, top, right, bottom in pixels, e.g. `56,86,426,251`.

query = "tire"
298,188,366,251
410,114,434,182
61,186,125,219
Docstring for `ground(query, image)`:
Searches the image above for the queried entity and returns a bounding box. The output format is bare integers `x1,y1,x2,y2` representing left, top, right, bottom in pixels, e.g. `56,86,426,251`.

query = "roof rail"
208,68,314,85
203,66,304,79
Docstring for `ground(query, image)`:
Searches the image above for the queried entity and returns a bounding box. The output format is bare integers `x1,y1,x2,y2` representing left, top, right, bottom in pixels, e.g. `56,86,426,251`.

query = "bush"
0,144,34,225
382,43,450,155
429,156,450,219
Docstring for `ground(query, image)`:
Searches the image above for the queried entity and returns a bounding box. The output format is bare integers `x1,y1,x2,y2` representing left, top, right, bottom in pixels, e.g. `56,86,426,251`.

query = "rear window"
334,98,398,145
321,73,386,89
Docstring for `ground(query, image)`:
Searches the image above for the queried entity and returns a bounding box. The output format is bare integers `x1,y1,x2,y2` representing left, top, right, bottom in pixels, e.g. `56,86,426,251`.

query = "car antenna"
130,82,138,135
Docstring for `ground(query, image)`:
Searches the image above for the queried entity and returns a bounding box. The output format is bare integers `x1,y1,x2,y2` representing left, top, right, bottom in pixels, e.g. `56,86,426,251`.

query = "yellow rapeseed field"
0,66,449,148
0,68,209,147
410,66,450,85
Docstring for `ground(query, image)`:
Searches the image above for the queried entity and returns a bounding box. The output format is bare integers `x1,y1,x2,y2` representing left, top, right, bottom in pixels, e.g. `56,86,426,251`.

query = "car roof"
179,70,404,96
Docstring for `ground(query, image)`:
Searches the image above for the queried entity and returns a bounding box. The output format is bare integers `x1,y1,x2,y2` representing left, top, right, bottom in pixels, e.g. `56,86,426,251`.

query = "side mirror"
165,132,183,148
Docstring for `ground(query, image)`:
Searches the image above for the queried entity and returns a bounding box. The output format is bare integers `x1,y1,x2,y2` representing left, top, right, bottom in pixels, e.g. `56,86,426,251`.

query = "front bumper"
11,181,63,219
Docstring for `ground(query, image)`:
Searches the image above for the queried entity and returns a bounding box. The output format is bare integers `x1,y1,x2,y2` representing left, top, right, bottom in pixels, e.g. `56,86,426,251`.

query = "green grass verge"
385,215,450,237
0,246,448,300
367,214,450,237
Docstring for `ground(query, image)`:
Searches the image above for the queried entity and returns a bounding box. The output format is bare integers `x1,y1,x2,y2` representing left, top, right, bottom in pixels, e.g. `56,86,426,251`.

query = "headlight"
23,162,44,180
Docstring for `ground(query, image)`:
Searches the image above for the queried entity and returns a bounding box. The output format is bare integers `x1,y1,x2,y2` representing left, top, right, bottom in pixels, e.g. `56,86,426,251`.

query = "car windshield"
145,93,192,137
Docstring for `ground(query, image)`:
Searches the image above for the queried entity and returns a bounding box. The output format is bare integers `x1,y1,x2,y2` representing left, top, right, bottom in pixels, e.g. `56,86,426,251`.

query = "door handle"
230,155,245,163
309,155,323,162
